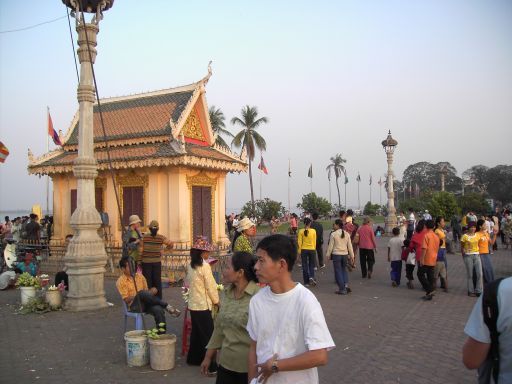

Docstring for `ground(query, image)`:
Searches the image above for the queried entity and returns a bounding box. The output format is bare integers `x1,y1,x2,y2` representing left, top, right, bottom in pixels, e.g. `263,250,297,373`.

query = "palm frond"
251,131,267,152
231,130,245,148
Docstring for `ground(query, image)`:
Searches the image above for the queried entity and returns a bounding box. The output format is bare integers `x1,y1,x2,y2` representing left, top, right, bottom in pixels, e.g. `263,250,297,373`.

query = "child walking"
387,227,403,287
402,238,415,289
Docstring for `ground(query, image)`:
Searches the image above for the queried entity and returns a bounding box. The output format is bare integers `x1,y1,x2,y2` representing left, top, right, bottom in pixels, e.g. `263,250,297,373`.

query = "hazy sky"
1,0,511,214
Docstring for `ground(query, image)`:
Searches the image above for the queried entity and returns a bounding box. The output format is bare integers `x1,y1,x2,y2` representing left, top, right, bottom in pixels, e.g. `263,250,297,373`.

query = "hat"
425,210,429,213
206,256,219,265
191,236,214,251
149,220,159,229
237,217,256,232
129,215,142,226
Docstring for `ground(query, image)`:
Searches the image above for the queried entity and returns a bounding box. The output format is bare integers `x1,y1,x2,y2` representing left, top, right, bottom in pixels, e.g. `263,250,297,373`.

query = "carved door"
192,186,212,241
122,186,144,226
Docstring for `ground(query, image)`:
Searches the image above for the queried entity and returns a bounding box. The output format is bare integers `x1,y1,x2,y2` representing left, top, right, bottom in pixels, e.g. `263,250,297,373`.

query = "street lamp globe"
382,130,398,235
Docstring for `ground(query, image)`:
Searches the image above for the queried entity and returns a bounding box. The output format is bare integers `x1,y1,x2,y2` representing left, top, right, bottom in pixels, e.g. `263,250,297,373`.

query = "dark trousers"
390,260,402,285
188,310,217,372
359,248,375,278
301,250,316,284
216,365,248,384
406,228,414,240
332,254,349,292
142,262,162,299
417,265,435,294
405,264,415,280
129,290,167,330
316,243,324,267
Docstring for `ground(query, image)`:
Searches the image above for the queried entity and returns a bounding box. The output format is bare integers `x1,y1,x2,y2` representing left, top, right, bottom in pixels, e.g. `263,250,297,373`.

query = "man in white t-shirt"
247,234,335,384
463,277,512,383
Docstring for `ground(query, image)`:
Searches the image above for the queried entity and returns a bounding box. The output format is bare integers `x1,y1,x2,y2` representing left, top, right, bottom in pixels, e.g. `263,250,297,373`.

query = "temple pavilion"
28,70,246,247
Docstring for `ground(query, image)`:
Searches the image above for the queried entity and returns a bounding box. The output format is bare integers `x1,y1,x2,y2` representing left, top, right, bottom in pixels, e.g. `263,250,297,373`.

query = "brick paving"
1,237,511,384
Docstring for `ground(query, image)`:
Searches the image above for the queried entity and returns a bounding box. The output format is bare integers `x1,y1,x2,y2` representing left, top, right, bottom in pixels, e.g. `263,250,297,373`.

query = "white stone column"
384,152,397,235
64,15,107,311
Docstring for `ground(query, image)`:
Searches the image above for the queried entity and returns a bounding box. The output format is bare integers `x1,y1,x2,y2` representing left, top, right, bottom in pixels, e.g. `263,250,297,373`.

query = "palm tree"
326,154,346,207
209,106,233,147
231,105,269,210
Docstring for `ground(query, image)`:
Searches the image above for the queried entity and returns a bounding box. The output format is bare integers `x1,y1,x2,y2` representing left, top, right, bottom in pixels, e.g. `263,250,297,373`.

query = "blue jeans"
480,253,495,285
390,260,402,285
301,250,316,284
463,253,482,294
332,254,349,292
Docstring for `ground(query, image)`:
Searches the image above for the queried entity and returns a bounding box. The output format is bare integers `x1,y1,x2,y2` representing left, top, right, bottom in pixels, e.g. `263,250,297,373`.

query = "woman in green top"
232,217,256,253
200,251,260,383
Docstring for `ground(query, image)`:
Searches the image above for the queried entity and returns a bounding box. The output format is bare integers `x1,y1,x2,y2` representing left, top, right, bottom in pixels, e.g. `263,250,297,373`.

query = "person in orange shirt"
418,220,440,301
476,219,497,285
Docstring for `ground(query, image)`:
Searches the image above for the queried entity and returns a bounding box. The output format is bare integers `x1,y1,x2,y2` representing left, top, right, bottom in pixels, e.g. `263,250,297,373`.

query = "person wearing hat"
186,236,219,374
232,217,256,254
139,220,173,299
124,214,143,263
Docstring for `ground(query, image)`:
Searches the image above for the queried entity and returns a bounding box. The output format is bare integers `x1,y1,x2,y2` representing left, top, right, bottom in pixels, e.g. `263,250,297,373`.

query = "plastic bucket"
149,334,176,370
124,330,149,367
45,290,62,307
20,286,36,305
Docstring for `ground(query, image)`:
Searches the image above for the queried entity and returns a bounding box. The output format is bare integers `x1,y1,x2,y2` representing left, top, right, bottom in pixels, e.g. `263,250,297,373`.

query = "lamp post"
62,0,114,311
381,130,398,235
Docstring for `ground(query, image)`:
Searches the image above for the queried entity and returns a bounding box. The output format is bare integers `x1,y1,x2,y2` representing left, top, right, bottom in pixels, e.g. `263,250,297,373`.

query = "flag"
288,159,292,177
344,169,348,184
378,177,383,186
369,174,372,185
258,156,268,175
0,141,9,163
307,164,313,178
356,173,361,182
48,108,62,146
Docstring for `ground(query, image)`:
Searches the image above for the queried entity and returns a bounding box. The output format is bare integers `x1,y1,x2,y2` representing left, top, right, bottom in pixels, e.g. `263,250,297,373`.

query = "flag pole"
259,163,262,200
288,159,291,213
357,178,360,211
46,107,50,216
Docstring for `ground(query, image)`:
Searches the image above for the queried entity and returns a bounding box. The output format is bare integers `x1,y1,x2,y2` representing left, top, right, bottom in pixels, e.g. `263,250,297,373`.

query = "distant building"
28,71,246,247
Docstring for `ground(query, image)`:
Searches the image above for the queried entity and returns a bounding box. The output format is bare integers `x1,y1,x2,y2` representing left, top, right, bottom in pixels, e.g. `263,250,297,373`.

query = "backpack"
478,278,504,384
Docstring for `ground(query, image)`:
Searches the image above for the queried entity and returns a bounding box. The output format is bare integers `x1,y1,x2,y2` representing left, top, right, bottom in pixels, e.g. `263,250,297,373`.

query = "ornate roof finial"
28,148,34,164
202,61,213,85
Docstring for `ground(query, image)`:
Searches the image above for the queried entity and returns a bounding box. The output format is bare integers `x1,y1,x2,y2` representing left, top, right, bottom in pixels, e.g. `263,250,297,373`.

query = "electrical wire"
0,15,67,34
65,7,80,84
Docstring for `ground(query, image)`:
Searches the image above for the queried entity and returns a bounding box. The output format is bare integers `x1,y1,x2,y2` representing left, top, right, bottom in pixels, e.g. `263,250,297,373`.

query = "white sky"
0,0,511,213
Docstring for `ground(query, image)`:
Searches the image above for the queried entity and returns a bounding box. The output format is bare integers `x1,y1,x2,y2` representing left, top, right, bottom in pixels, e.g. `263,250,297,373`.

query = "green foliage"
15,272,40,288
398,198,428,214
485,165,512,205
240,198,285,223
17,297,60,314
326,154,347,207
209,106,233,148
402,161,462,194
363,201,382,216
427,191,460,219
297,193,332,216
457,193,491,215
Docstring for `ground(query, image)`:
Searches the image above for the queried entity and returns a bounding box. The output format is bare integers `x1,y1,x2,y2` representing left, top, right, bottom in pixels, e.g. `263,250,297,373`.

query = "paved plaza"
1,236,511,384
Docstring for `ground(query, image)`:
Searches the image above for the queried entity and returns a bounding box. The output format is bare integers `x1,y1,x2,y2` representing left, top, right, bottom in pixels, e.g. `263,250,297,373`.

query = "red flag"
258,156,268,175
0,141,9,163
48,109,62,146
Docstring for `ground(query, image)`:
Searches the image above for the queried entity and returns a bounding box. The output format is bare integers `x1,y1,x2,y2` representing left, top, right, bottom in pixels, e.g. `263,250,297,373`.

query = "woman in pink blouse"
356,217,377,279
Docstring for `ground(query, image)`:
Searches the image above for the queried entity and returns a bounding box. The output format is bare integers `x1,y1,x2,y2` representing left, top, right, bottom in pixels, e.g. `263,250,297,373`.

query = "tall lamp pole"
62,0,114,311
381,131,398,235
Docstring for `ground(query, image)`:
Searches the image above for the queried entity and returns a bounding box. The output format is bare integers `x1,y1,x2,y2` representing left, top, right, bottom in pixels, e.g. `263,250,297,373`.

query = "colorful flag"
369,174,372,185
258,156,268,174
0,141,9,163
356,173,361,182
307,164,313,178
48,108,62,146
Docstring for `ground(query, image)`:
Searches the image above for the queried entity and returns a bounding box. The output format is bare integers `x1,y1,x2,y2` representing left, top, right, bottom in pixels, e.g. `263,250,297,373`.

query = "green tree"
240,198,285,224
326,154,346,207
363,201,382,216
398,197,428,214
297,193,332,217
231,106,269,212
402,161,461,195
209,106,233,147
427,191,460,219
485,165,512,205
458,193,491,215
